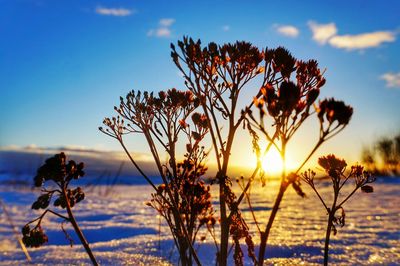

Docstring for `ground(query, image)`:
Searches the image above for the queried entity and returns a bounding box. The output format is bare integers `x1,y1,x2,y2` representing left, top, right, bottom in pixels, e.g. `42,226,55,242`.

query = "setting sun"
261,148,297,176
261,148,284,175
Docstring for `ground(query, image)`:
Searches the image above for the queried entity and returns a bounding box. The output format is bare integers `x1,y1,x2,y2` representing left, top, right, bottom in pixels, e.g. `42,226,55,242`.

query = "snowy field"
0,177,399,265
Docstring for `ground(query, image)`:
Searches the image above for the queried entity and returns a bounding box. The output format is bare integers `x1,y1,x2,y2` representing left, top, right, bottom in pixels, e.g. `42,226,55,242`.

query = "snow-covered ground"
0,177,399,265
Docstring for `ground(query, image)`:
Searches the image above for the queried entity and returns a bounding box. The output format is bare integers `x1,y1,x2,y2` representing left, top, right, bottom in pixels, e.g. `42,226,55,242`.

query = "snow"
0,178,399,265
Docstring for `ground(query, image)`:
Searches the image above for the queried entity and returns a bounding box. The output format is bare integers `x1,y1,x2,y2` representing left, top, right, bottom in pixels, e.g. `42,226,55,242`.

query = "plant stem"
324,186,338,266
324,213,334,266
257,184,286,266
219,180,228,266
0,198,31,262
62,187,98,266
257,138,287,266
119,140,201,266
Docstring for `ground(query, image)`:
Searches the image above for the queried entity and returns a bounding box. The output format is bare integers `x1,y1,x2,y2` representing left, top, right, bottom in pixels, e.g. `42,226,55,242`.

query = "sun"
261,148,284,176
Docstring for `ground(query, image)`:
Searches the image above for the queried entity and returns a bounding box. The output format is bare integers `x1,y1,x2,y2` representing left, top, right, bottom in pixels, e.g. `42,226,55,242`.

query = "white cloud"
329,31,395,50
275,25,299,38
148,18,175,38
308,21,397,50
381,72,400,89
147,28,172,38
159,18,175,27
222,25,230,32
95,6,134,16
308,21,337,44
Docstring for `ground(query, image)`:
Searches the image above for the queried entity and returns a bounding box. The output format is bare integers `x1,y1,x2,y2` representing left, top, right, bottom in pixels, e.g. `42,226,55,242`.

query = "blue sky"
1,0,399,167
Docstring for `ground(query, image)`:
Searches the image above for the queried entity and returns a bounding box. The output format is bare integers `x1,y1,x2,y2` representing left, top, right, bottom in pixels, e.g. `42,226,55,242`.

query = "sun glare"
261,148,284,175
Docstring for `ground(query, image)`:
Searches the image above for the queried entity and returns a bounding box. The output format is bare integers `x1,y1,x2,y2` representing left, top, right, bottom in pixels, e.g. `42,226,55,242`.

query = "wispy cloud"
308,21,337,44
222,25,230,32
381,72,400,89
148,18,175,38
95,6,134,17
275,24,299,38
308,21,396,50
159,18,175,27
329,31,396,50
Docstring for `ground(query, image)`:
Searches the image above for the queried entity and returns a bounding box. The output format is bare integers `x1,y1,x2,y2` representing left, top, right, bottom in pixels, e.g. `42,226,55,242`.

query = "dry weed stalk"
22,152,98,265
246,51,354,264
101,89,213,265
302,155,376,265
101,37,365,266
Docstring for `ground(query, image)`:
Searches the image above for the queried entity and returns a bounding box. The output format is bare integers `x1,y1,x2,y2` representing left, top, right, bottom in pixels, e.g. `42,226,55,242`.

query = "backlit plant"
100,89,213,265
171,37,270,266
100,37,377,266
22,152,98,265
302,155,376,265
245,51,354,265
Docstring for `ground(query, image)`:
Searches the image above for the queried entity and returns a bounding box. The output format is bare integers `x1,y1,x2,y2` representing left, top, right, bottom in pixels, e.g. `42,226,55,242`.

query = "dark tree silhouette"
361,133,400,175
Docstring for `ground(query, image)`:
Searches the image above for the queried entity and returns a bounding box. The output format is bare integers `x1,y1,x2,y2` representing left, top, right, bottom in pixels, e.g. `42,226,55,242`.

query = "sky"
1,0,399,172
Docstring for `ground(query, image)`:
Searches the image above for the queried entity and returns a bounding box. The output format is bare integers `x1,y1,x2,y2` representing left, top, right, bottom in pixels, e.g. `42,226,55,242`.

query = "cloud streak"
148,18,175,38
308,21,337,44
275,25,299,38
381,72,400,89
159,18,175,27
329,31,395,50
95,6,134,17
308,21,396,50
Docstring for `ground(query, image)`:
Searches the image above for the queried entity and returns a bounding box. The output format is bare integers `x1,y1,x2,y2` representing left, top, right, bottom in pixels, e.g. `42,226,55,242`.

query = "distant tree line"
362,133,400,176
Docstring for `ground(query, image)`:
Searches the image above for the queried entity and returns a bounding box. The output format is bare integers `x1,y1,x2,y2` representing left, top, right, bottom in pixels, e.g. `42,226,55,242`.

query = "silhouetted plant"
22,152,98,265
301,155,376,265
171,37,270,266
101,37,357,266
245,49,353,264
100,89,212,265
147,151,215,263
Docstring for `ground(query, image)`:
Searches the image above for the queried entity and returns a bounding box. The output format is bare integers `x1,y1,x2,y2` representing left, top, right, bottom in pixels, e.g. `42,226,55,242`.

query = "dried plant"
245,50,354,265
0,198,31,261
302,155,376,265
22,152,98,265
100,89,213,265
101,37,358,266
171,37,269,266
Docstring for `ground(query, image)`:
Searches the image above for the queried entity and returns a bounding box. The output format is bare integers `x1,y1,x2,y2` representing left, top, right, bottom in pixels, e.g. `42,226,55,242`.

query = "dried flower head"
318,154,347,179
22,225,48,248
318,98,353,126
34,152,85,187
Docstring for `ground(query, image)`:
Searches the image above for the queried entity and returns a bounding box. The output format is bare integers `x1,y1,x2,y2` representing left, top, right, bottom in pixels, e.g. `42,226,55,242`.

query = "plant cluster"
22,152,98,265
98,37,376,266
101,88,213,265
